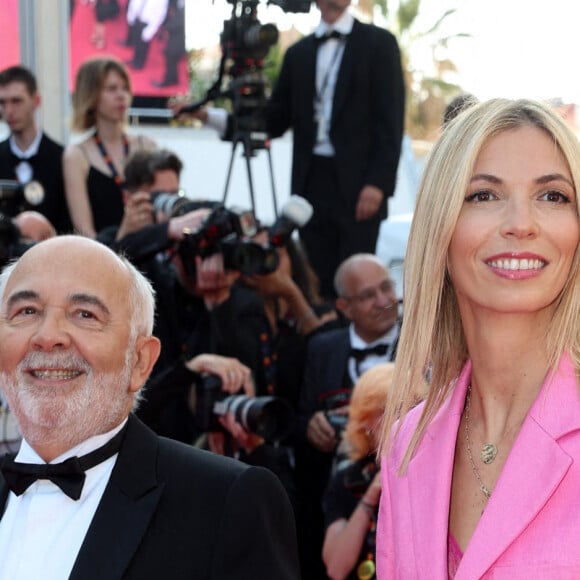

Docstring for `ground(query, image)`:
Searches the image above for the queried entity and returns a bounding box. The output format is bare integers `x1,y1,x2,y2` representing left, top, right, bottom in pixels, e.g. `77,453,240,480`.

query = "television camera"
184,0,312,133
180,0,311,215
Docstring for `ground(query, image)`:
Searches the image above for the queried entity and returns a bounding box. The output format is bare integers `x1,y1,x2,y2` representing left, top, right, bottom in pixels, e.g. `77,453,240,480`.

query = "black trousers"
299,155,382,299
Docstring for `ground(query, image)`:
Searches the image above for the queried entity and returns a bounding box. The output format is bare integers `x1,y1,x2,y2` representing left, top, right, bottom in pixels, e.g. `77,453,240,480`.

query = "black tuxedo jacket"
0,415,300,580
295,327,351,441
0,134,72,233
267,19,405,219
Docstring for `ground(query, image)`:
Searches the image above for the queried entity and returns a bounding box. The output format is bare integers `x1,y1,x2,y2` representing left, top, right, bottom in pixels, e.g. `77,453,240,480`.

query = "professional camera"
0,179,44,217
194,373,293,441
150,190,217,220
178,204,280,276
325,411,349,439
183,0,310,150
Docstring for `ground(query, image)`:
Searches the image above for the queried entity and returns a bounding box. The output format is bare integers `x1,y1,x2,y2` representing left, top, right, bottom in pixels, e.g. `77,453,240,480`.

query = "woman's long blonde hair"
378,98,580,472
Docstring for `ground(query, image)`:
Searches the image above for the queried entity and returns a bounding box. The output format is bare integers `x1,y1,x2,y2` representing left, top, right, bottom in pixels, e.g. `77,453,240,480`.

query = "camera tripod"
222,129,279,219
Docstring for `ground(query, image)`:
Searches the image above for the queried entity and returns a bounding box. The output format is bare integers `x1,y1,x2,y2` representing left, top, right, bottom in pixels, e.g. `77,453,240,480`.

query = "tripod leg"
265,145,278,218
222,141,239,205
242,141,257,216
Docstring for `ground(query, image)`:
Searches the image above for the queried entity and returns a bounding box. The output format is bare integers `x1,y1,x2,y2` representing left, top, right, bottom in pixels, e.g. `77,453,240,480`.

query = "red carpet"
68,0,189,98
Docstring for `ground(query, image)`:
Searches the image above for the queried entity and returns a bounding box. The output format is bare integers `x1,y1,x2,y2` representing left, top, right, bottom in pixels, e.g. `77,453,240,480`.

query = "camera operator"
172,0,405,302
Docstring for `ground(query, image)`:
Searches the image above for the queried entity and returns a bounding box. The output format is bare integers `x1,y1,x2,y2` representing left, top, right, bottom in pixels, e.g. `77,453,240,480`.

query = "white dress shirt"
313,11,354,157
0,420,126,580
9,129,43,184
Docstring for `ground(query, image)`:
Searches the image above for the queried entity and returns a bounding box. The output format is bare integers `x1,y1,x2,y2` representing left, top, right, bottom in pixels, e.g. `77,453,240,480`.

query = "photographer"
321,363,395,580
98,148,213,263
240,234,339,410
140,246,300,505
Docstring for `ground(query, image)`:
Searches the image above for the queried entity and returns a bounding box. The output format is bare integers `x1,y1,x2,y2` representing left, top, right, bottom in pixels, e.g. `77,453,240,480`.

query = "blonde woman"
63,57,156,238
377,99,580,578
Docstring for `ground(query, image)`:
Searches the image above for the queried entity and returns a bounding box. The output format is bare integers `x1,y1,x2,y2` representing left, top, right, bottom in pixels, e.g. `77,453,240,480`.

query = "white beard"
0,348,134,449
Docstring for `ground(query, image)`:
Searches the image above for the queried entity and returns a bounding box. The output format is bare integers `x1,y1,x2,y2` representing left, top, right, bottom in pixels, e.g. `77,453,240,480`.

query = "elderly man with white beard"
0,235,300,580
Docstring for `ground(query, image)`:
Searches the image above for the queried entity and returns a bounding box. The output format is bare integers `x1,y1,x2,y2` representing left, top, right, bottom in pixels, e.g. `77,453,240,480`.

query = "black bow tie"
350,344,389,376
350,343,389,361
316,30,347,43
0,425,126,500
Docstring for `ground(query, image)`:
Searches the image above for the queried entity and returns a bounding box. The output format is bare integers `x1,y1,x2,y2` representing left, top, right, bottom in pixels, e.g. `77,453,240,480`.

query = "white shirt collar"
9,129,43,159
315,10,354,38
15,417,128,465
349,320,399,350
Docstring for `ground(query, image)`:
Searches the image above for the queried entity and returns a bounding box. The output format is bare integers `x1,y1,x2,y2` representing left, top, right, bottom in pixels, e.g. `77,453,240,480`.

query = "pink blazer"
377,354,580,579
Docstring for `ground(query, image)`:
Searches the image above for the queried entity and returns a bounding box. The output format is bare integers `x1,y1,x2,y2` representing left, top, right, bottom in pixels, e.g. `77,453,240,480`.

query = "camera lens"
224,395,293,441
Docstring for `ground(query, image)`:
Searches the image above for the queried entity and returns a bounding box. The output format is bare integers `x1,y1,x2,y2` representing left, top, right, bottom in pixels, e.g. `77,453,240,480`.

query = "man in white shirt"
0,235,299,580
295,252,400,578
0,65,71,233
266,0,405,299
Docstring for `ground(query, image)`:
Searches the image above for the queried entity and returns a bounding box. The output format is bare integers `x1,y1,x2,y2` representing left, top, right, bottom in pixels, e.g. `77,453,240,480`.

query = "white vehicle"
375,212,413,301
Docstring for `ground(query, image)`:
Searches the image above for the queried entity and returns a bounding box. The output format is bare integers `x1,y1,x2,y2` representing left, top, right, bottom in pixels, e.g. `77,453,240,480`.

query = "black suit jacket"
267,19,405,218
296,324,400,440
295,327,350,441
0,134,72,233
0,415,300,580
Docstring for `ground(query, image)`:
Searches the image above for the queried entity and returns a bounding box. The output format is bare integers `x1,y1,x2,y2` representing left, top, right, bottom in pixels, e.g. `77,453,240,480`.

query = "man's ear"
128,335,161,394
335,296,350,320
33,92,41,109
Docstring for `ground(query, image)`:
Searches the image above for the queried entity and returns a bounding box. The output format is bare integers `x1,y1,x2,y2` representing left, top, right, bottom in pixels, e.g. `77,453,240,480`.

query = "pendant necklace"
465,385,492,499
480,442,498,464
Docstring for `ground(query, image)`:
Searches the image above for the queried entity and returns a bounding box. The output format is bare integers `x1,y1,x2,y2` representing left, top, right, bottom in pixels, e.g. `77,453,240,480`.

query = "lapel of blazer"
406,362,471,578
329,329,351,389
0,473,9,517
457,354,580,579
69,415,165,580
331,19,360,127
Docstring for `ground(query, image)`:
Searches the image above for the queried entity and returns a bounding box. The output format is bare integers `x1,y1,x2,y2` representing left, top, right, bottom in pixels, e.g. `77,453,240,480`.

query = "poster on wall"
0,0,20,72
69,0,189,106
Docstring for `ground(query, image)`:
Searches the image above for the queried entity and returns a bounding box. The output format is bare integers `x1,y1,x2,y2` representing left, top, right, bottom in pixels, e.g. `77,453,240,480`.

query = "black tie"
350,344,389,376
0,425,126,500
316,30,347,44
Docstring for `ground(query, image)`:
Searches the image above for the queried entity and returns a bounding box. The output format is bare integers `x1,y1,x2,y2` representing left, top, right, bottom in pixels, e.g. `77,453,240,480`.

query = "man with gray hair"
0,235,299,580
294,252,400,578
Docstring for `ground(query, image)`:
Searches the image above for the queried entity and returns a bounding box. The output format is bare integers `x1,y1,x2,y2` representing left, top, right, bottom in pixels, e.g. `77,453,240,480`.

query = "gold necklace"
465,385,492,499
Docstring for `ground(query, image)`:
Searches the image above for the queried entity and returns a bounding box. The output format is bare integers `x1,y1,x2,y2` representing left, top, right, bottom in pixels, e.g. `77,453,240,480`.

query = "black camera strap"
93,130,129,188
314,34,346,143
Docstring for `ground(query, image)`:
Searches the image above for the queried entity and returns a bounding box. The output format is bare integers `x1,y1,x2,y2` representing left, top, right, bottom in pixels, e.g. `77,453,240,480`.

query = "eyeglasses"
342,279,396,304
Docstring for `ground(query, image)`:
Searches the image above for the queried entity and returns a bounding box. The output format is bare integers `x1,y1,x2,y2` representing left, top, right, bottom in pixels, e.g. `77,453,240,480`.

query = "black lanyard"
93,130,129,187
315,39,345,105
